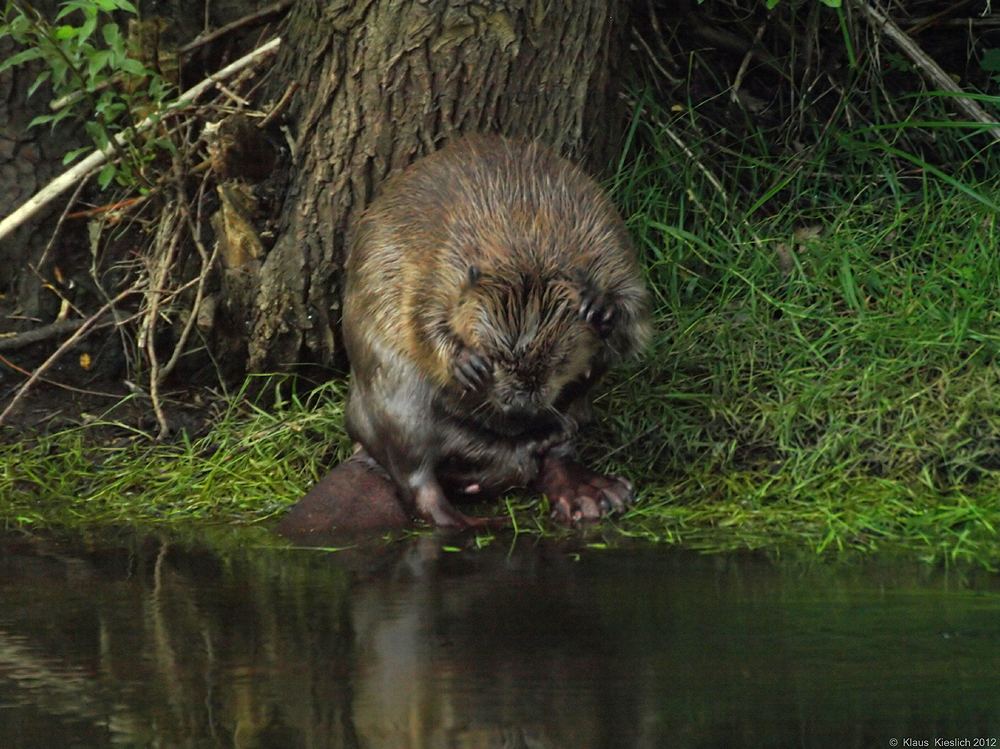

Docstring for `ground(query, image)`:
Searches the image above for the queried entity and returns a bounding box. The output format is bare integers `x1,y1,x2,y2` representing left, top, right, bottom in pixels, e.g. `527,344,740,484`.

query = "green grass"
4,99,1000,566
580,99,1000,567
1,379,354,528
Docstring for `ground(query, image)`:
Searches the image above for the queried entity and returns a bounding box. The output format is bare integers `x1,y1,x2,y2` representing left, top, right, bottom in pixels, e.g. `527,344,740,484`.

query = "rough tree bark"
248,0,630,371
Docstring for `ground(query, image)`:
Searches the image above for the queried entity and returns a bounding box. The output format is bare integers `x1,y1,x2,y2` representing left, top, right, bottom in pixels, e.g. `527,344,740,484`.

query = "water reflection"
0,530,998,748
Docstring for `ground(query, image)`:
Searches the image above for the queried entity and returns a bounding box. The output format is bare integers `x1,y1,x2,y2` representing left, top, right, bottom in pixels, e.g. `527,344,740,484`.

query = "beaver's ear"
456,264,481,303
467,265,481,288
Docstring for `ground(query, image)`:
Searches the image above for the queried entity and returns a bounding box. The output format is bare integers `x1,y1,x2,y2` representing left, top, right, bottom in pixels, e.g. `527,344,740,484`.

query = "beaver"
341,134,651,528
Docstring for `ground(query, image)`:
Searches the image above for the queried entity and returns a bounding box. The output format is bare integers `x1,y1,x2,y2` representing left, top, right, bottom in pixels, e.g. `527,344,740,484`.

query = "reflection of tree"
5,532,999,746
346,536,612,747
146,541,199,740
133,537,359,748
0,533,358,747
0,630,114,723
0,532,628,746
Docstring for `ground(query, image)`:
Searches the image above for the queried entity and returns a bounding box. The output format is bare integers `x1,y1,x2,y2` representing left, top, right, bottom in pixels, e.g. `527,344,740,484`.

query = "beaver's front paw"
578,284,617,339
453,347,493,391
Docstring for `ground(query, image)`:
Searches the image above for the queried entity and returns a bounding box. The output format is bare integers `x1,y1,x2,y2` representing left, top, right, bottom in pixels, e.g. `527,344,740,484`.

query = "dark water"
1,530,999,748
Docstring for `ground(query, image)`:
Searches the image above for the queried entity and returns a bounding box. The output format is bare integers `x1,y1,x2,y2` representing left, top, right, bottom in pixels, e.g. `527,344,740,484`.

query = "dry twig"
0,36,281,243
731,20,770,105
0,353,123,399
856,1,1000,143
0,317,108,352
139,202,184,439
0,288,141,426
178,0,292,55
158,172,218,387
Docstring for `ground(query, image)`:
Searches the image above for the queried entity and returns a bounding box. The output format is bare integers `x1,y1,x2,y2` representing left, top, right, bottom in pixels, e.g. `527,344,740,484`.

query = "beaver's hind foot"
534,454,634,523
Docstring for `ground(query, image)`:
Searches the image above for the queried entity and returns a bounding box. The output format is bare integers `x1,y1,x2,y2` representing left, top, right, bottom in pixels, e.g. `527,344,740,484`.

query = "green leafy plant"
0,0,174,188
980,47,1000,81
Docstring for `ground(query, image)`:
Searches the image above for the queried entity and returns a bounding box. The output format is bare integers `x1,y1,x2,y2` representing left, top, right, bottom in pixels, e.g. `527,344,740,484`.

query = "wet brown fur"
342,134,650,526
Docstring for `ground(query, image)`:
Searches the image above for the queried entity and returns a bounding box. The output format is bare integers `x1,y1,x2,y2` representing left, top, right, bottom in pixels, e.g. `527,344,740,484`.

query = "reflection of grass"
5,115,1000,567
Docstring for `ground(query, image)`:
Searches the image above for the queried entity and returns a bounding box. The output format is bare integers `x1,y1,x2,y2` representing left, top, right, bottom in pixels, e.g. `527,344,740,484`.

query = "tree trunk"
247,0,630,371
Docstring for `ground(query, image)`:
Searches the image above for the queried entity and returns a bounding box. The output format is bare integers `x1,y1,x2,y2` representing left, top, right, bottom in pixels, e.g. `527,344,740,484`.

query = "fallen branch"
178,0,293,55
0,36,282,243
905,0,981,37
857,1,1000,143
0,353,124,399
0,315,112,351
0,287,142,426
